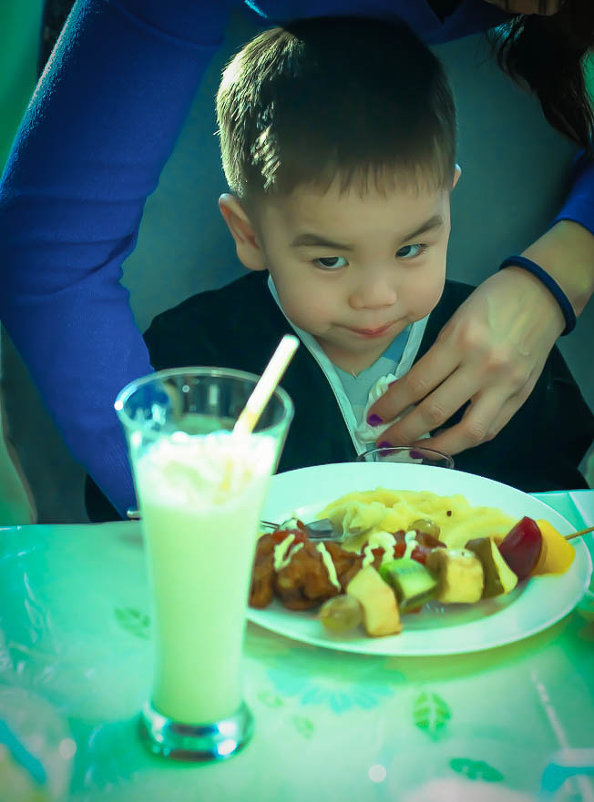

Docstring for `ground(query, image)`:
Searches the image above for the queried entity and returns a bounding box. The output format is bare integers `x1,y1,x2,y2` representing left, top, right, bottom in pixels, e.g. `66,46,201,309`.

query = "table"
1,491,593,802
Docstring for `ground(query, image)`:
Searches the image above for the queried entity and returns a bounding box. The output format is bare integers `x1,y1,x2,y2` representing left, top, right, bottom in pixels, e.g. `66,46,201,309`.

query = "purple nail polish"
367,413,383,426
377,441,392,449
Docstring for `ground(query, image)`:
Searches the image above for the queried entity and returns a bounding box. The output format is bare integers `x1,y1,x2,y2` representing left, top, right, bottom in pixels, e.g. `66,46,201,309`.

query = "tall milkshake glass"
115,366,294,761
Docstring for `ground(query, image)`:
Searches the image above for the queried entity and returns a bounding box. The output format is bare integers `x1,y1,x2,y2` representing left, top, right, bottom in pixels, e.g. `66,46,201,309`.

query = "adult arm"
0,0,232,515
369,154,594,454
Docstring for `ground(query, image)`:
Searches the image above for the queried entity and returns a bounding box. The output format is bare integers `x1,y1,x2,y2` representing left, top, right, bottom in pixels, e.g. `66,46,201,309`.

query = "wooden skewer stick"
565,524,594,541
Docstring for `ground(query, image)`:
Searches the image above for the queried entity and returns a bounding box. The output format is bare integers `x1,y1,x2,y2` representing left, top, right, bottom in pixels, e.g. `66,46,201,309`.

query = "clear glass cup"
357,445,454,469
115,367,294,762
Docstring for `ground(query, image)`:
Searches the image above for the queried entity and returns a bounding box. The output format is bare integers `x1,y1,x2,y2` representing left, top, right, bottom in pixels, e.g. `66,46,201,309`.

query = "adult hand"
368,266,565,456
369,219,594,456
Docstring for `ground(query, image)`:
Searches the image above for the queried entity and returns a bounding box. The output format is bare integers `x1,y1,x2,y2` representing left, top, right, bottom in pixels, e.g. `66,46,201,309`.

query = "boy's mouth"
343,322,396,339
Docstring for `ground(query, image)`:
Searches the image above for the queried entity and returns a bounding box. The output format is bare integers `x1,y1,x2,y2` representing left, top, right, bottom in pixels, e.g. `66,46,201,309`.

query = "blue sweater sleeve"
0,0,232,516
553,151,594,235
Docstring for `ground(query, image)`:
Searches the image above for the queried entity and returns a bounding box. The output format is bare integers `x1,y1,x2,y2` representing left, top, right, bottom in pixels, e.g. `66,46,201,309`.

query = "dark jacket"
87,272,594,520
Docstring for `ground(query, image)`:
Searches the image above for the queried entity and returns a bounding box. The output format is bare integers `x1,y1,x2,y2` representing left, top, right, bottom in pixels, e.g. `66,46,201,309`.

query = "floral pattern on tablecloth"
262,645,405,713
413,691,451,739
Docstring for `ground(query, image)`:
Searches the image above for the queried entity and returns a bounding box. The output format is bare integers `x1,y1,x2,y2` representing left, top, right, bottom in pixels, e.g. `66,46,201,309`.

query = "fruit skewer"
566,524,594,541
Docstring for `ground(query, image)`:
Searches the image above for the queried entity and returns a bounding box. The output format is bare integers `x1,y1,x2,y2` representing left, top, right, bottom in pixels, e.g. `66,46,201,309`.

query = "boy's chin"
318,340,395,375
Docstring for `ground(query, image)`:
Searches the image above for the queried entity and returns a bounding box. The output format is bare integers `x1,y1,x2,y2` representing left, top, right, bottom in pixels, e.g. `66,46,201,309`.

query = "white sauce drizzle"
403,530,419,559
273,534,304,571
362,544,375,568
315,543,341,590
362,531,397,567
446,547,474,559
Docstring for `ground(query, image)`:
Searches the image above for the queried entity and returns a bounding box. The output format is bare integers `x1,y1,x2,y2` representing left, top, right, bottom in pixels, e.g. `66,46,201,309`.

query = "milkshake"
115,365,294,760
136,430,275,724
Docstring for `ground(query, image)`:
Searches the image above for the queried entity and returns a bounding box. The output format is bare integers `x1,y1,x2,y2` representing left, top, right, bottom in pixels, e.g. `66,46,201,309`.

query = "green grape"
408,518,441,538
318,594,363,634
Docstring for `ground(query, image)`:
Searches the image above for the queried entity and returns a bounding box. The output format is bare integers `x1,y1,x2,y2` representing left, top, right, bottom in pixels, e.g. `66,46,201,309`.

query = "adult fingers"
416,383,534,456
375,365,485,449
369,343,461,425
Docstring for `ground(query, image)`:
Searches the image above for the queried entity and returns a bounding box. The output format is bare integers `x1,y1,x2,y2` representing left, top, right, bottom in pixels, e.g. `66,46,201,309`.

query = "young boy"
86,15,593,519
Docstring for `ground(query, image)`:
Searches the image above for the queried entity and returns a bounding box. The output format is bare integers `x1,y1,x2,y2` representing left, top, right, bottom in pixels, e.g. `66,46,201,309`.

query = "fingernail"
377,441,392,449
366,413,383,426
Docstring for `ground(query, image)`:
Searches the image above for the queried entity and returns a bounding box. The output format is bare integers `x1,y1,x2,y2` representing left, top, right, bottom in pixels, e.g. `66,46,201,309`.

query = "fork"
127,508,344,542
259,517,345,541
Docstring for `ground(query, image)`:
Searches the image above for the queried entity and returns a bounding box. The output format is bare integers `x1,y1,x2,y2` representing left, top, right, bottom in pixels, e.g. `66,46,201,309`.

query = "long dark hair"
487,0,594,152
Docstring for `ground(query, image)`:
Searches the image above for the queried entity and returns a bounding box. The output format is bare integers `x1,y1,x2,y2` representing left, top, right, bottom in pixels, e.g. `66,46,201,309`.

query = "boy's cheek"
409,273,446,319
276,290,326,331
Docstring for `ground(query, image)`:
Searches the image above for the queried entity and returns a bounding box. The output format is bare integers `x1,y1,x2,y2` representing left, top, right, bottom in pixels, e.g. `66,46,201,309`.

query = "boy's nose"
349,273,397,310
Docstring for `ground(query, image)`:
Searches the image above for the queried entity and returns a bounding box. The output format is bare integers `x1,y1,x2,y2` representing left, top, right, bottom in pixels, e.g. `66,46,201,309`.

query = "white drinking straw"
233,334,299,437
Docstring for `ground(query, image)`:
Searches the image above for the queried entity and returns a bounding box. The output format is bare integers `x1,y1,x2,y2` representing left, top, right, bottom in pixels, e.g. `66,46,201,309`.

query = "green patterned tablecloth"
0,492,592,802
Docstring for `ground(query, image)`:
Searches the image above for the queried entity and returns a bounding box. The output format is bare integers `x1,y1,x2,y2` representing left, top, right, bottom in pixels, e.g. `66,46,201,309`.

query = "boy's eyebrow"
290,233,354,251
290,215,444,251
401,215,444,241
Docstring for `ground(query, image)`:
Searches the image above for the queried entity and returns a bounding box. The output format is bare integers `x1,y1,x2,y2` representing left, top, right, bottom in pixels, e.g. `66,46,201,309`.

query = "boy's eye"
314,256,349,270
396,243,425,259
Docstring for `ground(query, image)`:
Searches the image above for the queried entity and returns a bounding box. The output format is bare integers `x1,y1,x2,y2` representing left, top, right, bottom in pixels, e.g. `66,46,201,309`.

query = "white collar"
266,273,429,452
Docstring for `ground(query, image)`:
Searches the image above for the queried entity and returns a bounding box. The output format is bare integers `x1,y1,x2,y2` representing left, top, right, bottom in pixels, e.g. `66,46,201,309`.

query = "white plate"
248,463,592,656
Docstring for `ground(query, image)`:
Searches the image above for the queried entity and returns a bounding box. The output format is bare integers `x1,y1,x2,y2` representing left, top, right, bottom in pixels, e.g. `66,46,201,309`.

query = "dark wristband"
498,255,577,336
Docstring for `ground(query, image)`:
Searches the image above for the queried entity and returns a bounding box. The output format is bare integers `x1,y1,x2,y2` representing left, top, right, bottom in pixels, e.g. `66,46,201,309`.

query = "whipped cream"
135,430,276,508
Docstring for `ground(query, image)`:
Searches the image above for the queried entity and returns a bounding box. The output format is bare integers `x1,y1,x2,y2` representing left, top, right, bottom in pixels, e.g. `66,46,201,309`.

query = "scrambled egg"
320,487,516,551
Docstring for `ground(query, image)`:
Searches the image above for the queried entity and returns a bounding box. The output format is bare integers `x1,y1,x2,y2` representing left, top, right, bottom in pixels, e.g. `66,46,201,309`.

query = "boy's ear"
218,193,267,271
452,164,462,190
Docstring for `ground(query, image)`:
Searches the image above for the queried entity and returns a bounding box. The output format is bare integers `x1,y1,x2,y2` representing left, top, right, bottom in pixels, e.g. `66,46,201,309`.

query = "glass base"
139,699,253,762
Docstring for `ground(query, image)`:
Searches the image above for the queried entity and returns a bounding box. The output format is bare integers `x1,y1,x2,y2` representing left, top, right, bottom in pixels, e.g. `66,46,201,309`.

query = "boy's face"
221,173,458,374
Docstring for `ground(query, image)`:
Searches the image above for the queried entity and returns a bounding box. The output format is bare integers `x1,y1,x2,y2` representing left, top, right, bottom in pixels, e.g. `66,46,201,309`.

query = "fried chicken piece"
249,525,448,613
275,539,341,610
249,528,404,612
249,533,276,609
322,540,365,590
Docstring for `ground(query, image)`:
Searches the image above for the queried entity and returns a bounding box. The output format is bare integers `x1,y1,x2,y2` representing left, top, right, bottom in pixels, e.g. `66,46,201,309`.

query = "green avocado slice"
465,537,518,598
379,558,438,611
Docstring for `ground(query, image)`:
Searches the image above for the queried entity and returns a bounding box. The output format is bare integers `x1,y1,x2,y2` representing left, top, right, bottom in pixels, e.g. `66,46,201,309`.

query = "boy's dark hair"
216,16,457,202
